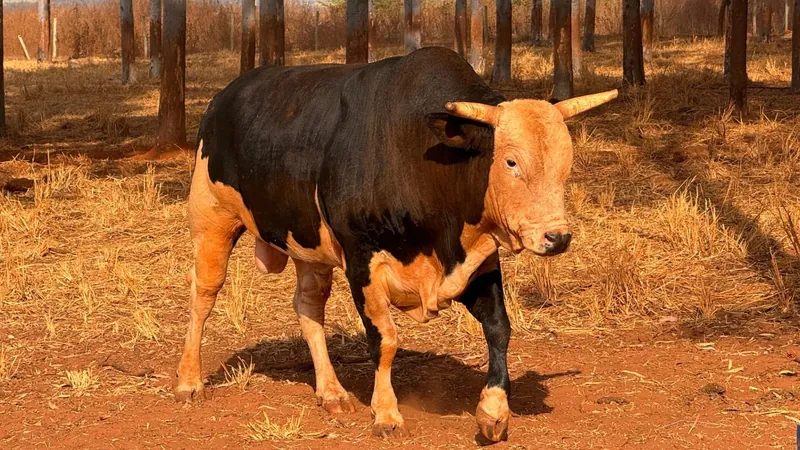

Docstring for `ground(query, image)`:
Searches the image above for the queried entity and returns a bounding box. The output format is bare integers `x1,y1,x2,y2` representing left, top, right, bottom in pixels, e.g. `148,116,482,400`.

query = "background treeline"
0,0,785,59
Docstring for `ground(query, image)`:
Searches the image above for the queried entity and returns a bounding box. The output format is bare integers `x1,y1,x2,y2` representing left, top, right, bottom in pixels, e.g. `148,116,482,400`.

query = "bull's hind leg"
175,194,244,402
458,252,511,442
292,259,355,414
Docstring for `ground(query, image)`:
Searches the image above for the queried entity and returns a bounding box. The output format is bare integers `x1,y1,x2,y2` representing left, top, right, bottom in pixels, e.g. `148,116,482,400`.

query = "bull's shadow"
211,336,578,417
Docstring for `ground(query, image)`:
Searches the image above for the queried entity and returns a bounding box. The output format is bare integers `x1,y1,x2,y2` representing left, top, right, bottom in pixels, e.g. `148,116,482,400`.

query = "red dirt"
2,324,800,449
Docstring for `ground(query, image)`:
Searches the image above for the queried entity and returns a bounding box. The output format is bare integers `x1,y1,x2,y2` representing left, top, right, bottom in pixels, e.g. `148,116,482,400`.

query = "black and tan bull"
175,46,617,442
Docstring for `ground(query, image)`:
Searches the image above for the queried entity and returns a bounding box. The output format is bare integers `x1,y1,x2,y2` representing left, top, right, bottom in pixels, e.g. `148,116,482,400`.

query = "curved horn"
554,89,619,119
444,102,500,126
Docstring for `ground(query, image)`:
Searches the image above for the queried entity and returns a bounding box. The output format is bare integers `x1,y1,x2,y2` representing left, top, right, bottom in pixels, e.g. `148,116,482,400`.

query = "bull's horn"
554,89,618,119
444,102,500,127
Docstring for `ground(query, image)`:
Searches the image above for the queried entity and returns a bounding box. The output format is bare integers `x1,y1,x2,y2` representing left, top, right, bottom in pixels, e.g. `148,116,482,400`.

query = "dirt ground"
0,37,799,448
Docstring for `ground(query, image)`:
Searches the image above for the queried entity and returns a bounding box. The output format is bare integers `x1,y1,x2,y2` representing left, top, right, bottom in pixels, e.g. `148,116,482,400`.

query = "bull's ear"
425,113,484,149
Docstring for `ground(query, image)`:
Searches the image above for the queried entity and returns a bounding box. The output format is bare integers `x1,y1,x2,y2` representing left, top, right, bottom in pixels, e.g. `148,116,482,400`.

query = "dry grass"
0,345,20,381
63,368,99,393
246,409,312,441
220,357,255,391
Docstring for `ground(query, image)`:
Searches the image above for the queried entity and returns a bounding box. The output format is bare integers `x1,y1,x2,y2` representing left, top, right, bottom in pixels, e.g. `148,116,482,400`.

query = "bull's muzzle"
542,231,572,256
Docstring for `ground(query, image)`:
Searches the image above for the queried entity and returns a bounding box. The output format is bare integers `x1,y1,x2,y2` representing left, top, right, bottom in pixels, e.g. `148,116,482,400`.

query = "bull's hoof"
174,380,209,403
477,417,509,443
319,396,356,414
371,421,410,438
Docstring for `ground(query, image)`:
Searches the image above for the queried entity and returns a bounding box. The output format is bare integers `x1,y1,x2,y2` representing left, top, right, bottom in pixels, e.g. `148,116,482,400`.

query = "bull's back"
197,63,366,259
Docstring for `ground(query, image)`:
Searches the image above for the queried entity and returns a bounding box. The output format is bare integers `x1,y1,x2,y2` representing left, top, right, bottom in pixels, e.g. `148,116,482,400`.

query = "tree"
623,0,645,86
150,0,162,78
718,0,731,36
582,0,596,51
792,0,799,92
757,0,772,41
241,0,256,73
38,0,51,62
531,0,543,46
455,0,468,56
346,0,370,63
469,0,484,73
276,0,285,65
368,0,376,62
493,0,512,81
724,0,732,79
641,0,654,61
552,0,573,101
405,0,421,52
260,0,277,65
0,0,5,137
120,0,135,83
571,0,582,77
158,0,186,150
730,0,748,110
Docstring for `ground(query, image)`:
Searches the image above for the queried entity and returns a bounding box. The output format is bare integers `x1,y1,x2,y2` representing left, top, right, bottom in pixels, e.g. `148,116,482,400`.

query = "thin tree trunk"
455,0,467,55
792,0,799,92
346,0,369,63
38,0,50,62
531,0,543,45
493,0,512,82
468,0,484,73
757,0,772,41
149,0,162,78
571,0,582,77
730,0,748,111
641,0,654,61
724,1,732,79
582,0,595,51
259,0,277,65
0,1,5,137
623,0,645,86
276,0,285,65
121,0,135,83
241,0,256,73
718,0,731,36
552,0,573,101
158,0,186,149
405,0,421,52
368,0,377,62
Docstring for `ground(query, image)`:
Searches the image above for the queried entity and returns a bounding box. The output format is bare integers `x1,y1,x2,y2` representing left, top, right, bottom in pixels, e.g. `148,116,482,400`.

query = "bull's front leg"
458,252,511,442
346,261,409,438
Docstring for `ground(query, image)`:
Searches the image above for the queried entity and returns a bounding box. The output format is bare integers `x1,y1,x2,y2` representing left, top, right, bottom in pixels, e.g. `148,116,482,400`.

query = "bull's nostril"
562,233,572,247
544,232,561,244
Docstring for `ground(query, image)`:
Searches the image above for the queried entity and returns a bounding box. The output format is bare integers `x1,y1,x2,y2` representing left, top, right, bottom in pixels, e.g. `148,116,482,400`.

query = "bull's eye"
506,159,517,168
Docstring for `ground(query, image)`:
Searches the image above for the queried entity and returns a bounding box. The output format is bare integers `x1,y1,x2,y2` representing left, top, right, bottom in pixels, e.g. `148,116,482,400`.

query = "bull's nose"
543,232,572,256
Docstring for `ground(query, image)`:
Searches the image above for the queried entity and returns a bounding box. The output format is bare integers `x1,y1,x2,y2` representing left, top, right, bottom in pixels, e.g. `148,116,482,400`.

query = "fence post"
230,13,235,50
142,16,148,58
483,4,488,44
315,9,319,51
18,36,31,61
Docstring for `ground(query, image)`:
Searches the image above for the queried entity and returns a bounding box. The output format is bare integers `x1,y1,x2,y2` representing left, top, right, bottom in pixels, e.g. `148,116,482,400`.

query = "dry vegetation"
0,31,798,448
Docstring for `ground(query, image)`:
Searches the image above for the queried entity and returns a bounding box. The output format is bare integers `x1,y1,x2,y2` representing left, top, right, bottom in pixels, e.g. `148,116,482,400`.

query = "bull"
176,46,616,442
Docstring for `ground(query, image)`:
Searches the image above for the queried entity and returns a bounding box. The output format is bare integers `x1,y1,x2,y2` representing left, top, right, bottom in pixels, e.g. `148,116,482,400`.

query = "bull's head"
428,90,617,256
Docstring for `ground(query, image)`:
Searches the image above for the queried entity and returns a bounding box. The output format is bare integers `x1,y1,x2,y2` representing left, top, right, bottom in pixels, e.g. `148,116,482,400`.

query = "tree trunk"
0,1,5,137
730,0,748,111
455,0,467,55
259,0,277,65
582,0,595,51
158,0,186,149
38,0,50,62
346,0,369,63
724,0,732,79
757,0,772,41
641,0,654,61
531,0,543,45
792,0,799,92
493,0,512,82
368,0,377,62
276,0,285,65
623,0,645,86
149,0,162,78
552,0,573,101
571,0,582,77
240,0,256,73
405,0,421,52
121,0,135,83
468,0,484,73
718,0,731,36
